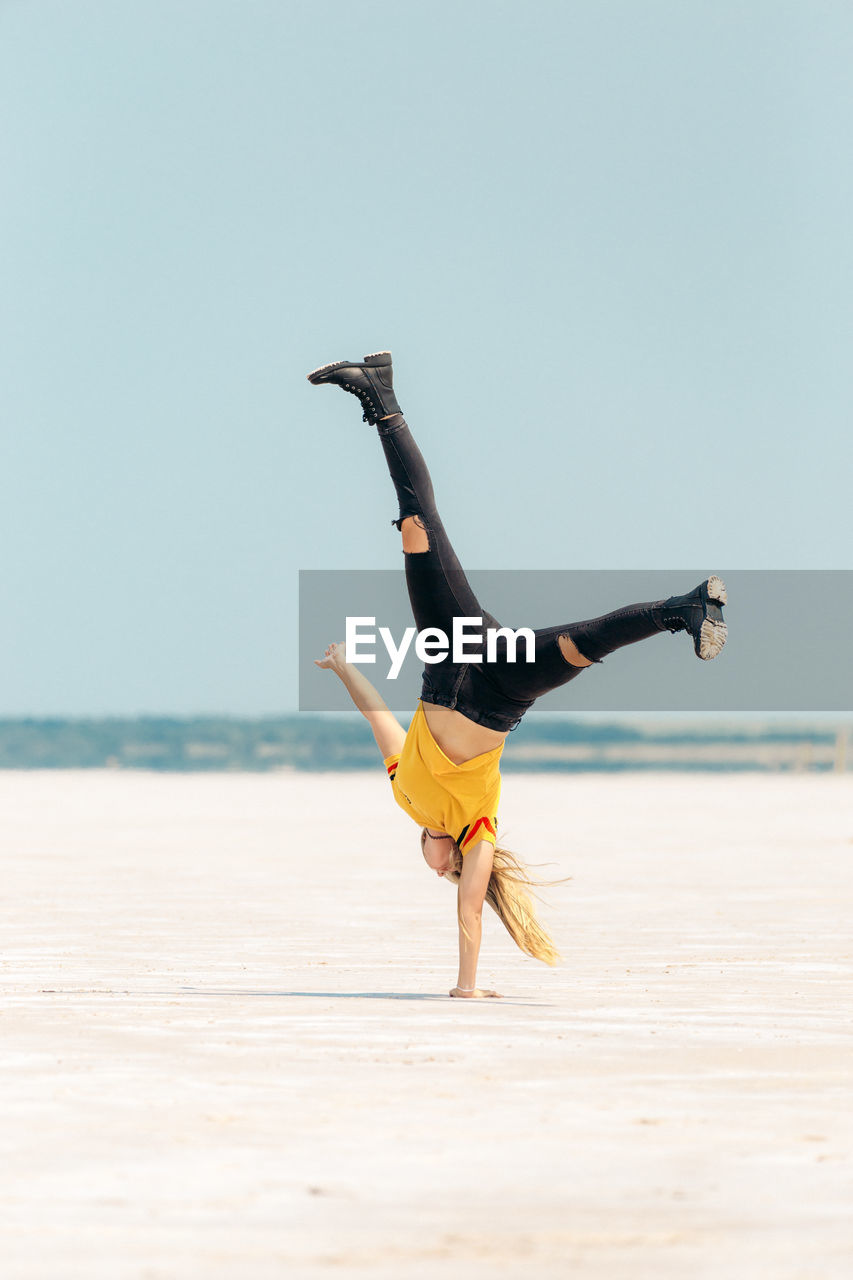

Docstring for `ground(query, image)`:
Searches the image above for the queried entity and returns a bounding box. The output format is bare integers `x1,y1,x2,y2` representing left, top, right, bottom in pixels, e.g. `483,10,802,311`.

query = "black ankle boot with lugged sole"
653,575,728,660
307,350,402,425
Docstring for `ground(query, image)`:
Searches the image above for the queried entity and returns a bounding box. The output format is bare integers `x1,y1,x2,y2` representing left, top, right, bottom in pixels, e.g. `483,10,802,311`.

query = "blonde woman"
309,351,727,998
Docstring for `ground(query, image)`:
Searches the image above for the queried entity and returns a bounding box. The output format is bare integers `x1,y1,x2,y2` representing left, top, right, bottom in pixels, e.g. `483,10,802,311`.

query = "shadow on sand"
176,987,542,1004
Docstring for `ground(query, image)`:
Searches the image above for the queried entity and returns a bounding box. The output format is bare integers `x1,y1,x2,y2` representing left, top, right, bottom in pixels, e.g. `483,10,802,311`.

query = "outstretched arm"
314,641,407,759
450,840,501,999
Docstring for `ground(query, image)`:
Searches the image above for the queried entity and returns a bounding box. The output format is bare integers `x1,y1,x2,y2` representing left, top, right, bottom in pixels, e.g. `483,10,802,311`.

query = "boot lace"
339,379,379,424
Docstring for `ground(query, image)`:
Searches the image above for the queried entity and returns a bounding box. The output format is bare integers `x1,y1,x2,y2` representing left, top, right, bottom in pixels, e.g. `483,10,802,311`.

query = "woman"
309,351,727,999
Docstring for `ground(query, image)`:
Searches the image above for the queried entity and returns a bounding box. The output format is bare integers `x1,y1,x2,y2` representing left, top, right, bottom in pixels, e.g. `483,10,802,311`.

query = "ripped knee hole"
401,515,430,553
557,633,594,668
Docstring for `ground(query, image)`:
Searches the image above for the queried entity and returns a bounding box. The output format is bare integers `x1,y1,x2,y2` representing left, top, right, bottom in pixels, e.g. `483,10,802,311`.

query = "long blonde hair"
423,831,565,966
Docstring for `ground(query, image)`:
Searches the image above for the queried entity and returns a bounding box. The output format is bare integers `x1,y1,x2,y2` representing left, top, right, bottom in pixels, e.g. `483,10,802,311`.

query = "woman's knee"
558,634,594,668
401,515,430,554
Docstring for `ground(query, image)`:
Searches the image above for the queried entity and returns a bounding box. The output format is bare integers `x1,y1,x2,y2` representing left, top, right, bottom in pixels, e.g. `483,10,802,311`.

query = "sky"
1,0,851,715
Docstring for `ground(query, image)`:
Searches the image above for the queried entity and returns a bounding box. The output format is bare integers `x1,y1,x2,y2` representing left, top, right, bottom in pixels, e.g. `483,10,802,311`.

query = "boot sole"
698,617,728,660
698,576,728,660
307,351,392,384
706,574,727,605
306,359,351,384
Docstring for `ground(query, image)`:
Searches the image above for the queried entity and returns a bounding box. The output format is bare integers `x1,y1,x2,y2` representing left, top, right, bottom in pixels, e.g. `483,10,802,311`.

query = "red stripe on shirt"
460,815,496,849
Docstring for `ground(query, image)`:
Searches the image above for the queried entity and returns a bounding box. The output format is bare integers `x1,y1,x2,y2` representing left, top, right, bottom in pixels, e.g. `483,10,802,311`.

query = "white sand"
1,768,852,1279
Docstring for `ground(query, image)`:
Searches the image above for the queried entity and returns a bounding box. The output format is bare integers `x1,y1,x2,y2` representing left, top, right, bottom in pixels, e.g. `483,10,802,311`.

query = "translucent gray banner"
299,570,853,712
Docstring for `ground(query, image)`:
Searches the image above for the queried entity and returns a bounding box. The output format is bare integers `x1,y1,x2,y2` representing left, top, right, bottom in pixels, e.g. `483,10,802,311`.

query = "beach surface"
1,769,851,1279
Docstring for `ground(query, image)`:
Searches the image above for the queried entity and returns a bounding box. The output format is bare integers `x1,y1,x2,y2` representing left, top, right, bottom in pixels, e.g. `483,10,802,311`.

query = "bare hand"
449,987,502,999
314,641,348,673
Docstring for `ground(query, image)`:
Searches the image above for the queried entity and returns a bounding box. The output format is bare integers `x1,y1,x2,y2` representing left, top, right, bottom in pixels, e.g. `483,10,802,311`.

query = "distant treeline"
0,716,849,772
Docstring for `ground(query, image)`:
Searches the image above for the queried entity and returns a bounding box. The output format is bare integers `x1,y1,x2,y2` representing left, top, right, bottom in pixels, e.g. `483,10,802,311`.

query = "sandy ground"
1,768,851,1280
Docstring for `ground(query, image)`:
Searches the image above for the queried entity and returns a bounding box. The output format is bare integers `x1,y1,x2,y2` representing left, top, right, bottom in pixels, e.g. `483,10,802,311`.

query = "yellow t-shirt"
382,700,503,853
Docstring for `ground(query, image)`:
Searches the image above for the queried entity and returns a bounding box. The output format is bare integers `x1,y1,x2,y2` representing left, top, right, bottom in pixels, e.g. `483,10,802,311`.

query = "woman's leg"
376,413,501,637
307,351,497,637
486,579,728,707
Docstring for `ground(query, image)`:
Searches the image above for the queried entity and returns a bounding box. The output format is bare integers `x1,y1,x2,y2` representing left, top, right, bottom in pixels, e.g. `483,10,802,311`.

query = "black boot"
307,350,402,424
651,576,728,660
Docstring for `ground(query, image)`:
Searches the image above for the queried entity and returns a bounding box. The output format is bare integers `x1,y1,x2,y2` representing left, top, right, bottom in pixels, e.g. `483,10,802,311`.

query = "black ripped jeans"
377,414,610,732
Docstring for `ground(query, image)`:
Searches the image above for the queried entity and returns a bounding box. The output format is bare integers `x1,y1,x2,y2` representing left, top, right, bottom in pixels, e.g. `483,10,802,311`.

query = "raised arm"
450,840,501,999
314,641,407,759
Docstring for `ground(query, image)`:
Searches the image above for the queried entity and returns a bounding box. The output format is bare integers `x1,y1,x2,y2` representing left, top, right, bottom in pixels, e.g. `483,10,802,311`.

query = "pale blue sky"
2,0,851,714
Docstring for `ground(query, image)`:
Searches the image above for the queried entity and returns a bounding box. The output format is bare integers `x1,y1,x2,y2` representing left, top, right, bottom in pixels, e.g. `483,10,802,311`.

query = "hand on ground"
449,987,502,999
